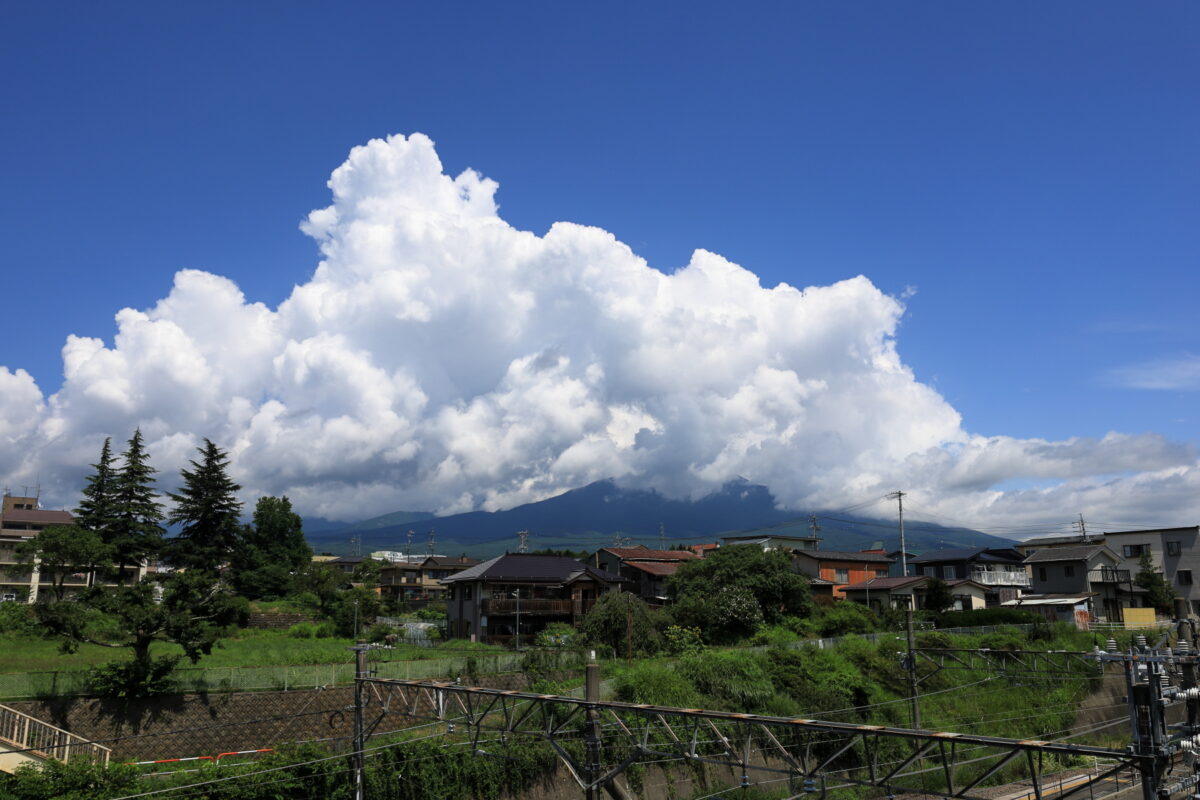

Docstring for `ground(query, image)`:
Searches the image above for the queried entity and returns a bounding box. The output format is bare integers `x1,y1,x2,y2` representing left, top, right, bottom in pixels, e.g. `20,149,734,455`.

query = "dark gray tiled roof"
441,553,624,584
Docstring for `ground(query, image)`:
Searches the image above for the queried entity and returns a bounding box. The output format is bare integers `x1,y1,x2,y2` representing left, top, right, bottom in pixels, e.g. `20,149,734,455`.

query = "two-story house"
590,546,698,604
1017,545,1136,624
791,550,895,598
378,555,479,602
842,576,989,612
909,547,1029,606
441,553,624,644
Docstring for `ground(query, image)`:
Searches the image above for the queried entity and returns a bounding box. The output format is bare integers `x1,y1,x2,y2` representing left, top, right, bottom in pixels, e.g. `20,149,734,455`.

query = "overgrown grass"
0,627,506,673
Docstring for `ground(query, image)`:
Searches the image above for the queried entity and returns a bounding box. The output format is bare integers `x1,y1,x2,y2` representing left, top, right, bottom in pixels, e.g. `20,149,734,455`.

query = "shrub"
677,651,775,711
416,602,448,621
750,624,802,647
534,622,576,648
287,622,318,639
663,625,705,656
612,662,701,707
816,602,879,637
315,621,337,638
365,622,396,642
85,655,180,698
581,592,661,655
0,602,41,636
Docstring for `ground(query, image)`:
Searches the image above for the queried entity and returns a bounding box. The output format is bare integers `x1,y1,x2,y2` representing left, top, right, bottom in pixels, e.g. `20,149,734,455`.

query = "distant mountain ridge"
304,479,1013,558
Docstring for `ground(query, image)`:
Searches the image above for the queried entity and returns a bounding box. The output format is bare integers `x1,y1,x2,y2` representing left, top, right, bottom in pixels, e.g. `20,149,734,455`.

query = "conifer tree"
167,439,242,573
75,437,117,535
230,495,312,599
109,430,164,583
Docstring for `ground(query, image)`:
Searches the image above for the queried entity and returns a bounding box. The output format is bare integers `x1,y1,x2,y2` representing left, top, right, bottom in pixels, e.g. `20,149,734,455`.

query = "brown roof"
603,547,698,561
424,556,479,568
793,550,894,564
842,576,926,592
1,509,73,526
624,561,686,577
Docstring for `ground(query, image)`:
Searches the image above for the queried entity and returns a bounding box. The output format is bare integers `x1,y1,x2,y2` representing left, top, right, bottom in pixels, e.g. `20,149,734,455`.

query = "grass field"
0,627,505,673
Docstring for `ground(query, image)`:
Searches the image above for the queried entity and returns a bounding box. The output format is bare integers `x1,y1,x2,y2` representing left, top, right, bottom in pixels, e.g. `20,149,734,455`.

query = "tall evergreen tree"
75,437,117,535
109,430,164,583
167,439,242,573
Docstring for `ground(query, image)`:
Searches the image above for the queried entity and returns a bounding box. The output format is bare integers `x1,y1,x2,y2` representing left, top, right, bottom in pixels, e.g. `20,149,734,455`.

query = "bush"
534,622,576,648
315,621,337,638
365,622,396,642
663,625,705,656
0,602,41,636
613,662,701,707
816,602,879,637
750,624,802,647
287,622,318,639
677,651,775,711
416,602,448,621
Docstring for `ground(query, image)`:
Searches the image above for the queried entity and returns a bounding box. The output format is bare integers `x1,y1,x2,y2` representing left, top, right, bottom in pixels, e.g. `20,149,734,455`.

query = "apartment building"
1104,527,1200,615
0,493,74,602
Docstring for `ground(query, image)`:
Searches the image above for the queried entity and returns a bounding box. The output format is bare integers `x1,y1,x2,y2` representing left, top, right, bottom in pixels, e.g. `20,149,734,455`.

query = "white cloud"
1110,355,1200,391
2,132,1198,532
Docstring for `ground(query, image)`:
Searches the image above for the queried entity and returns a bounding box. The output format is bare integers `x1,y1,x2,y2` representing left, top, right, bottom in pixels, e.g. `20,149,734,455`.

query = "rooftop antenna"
517,530,530,553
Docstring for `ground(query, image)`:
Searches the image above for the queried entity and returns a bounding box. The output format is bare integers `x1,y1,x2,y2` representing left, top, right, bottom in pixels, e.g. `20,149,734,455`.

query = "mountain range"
303,479,1014,558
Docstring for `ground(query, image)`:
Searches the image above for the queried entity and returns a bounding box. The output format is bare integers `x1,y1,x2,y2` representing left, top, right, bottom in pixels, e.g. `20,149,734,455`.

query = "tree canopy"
16,525,112,602
230,495,312,600
166,439,243,573
1135,551,1177,614
107,430,164,580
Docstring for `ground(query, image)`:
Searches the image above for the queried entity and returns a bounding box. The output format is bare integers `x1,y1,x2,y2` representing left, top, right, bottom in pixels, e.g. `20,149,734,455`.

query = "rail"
0,703,110,764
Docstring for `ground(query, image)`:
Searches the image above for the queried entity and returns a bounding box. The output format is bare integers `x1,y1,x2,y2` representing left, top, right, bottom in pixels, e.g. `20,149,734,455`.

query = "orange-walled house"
792,550,896,598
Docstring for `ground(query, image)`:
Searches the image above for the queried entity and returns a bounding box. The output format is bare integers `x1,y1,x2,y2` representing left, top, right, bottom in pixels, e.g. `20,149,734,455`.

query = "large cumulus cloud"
3,133,1196,529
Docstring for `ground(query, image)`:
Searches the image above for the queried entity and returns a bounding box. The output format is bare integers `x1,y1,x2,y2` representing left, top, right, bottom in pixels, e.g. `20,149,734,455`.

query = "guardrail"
0,703,111,764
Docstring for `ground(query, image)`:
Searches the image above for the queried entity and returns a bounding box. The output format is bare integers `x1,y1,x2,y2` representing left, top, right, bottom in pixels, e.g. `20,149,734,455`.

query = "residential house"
590,546,698,603
441,553,624,644
1021,545,1137,623
1103,527,1200,615
686,543,720,558
1002,594,1095,627
910,548,1029,606
842,576,989,613
791,550,895,598
378,555,478,602
1015,534,1105,559
721,533,821,552
1,494,75,602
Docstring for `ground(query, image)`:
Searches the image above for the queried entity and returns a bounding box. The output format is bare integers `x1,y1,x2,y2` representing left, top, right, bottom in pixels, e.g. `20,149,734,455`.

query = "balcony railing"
482,598,594,616
969,570,1031,587
1088,568,1132,584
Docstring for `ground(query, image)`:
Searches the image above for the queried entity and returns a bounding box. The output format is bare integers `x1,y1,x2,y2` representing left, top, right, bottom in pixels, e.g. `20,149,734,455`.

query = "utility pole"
659,522,665,551
352,641,369,800
427,528,436,556
1078,513,1089,542
904,607,921,729
585,654,603,800
888,491,908,576
517,530,529,553
808,514,822,543
405,530,414,561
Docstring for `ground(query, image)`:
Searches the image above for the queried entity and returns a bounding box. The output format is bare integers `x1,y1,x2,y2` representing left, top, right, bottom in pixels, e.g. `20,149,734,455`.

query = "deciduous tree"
16,525,112,602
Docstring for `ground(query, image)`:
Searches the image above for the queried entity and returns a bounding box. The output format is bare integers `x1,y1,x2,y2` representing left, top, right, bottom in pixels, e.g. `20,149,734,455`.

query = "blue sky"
1,2,1197,528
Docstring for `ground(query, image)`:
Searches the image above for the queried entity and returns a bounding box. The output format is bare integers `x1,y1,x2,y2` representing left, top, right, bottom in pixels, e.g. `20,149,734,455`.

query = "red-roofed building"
791,550,896,598
591,546,699,603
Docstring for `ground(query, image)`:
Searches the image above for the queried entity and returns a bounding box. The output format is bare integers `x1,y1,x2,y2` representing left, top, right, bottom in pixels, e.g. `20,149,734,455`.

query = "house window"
834,569,849,583
464,586,473,600
1038,567,1047,582
1064,565,1075,577
447,586,456,600
875,569,888,578
924,566,936,577
1168,542,1181,557
1179,570,1193,585
1123,544,1147,558
942,566,955,579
